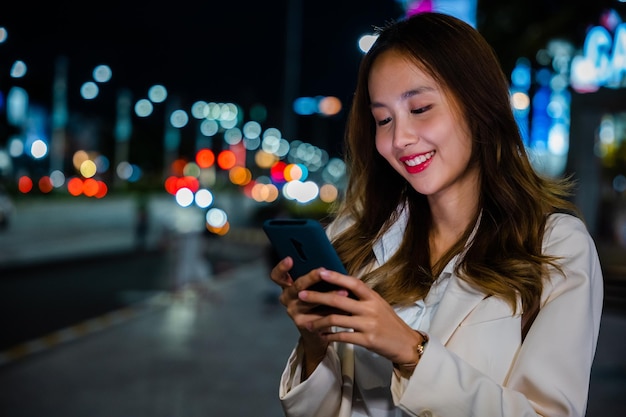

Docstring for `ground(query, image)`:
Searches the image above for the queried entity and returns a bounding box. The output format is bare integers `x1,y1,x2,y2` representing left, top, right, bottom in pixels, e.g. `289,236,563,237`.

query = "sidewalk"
0,254,624,416
0,258,297,417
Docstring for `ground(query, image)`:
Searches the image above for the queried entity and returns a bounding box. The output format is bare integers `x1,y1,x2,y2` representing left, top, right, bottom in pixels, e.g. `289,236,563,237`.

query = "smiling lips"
399,151,435,174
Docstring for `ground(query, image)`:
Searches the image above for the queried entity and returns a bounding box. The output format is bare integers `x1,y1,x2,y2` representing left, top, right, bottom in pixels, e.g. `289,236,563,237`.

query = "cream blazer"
279,212,604,417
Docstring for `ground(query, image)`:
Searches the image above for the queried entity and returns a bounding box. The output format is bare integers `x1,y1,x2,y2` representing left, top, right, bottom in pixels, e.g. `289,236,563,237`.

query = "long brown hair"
331,12,578,313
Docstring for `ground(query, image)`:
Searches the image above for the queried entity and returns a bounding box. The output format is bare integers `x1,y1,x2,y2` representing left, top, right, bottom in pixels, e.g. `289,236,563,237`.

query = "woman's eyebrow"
402,86,435,99
370,86,436,108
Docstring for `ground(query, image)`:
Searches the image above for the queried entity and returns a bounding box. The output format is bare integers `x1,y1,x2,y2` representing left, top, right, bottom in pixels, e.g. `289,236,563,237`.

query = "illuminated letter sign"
570,22,626,92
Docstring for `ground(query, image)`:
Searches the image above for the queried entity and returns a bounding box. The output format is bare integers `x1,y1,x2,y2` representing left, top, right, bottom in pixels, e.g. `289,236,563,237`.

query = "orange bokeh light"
67,177,84,196
229,166,251,185
217,150,237,170
171,159,187,176
196,149,215,168
318,96,342,116
206,221,230,236
83,178,99,197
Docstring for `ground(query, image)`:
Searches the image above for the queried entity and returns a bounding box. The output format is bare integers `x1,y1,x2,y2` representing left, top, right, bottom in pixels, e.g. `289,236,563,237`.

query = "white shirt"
351,267,452,417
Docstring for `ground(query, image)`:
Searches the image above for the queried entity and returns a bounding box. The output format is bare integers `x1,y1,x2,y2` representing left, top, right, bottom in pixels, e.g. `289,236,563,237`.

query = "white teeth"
404,151,435,166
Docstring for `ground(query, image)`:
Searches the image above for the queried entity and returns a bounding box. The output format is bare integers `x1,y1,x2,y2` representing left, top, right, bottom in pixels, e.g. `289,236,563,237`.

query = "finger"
270,256,294,287
318,269,368,299
298,286,357,317
304,309,358,333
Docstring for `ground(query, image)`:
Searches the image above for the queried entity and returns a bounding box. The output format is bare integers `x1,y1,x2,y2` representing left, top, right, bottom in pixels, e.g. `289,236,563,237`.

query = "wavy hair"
331,12,578,312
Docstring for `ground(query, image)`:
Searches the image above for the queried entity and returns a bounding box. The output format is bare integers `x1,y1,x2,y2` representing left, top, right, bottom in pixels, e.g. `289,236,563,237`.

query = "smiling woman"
268,12,604,417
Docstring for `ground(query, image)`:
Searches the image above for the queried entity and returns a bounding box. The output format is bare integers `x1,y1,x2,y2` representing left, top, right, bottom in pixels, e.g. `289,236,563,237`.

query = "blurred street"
0,194,624,416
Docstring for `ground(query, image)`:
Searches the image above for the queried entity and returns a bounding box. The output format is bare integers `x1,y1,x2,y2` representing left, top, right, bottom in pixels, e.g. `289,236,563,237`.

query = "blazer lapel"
429,275,486,345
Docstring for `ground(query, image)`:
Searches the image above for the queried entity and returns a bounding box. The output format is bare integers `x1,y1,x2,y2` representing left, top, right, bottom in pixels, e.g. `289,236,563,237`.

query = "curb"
0,292,171,367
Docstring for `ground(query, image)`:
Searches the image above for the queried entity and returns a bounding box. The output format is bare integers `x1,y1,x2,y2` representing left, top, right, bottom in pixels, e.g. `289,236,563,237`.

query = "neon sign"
570,22,626,92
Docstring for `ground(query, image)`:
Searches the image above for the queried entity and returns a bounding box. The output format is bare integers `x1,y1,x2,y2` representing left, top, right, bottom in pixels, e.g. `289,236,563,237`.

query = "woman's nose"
392,120,417,149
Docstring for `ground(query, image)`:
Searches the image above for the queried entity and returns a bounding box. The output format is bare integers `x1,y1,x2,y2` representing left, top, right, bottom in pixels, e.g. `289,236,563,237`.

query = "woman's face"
369,49,478,204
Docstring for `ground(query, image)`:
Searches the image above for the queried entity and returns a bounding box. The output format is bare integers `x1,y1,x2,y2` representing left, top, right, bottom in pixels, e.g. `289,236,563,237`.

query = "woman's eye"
377,117,392,126
410,105,432,115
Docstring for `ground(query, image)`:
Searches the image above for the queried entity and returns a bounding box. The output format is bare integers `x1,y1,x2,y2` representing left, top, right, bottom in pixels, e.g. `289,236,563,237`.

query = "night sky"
0,0,623,165
0,0,402,121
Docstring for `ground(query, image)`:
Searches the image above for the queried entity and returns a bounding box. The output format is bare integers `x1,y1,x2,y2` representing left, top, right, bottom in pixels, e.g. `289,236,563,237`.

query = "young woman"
270,12,603,417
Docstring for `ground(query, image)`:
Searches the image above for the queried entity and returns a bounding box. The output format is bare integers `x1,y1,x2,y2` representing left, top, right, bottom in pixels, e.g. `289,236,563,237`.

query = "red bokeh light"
217,150,236,170
196,149,215,168
164,175,200,195
38,176,54,193
183,176,200,193
171,159,187,177
67,177,84,196
164,176,178,195
18,176,33,193
95,181,108,198
83,178,99,197
270,161,287,183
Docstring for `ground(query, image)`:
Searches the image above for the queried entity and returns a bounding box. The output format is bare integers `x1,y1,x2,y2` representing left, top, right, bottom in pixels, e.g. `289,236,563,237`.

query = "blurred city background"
0,0,625,416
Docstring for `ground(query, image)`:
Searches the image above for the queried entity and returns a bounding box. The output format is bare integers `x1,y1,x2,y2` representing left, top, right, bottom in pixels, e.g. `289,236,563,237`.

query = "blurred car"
0,187,14,230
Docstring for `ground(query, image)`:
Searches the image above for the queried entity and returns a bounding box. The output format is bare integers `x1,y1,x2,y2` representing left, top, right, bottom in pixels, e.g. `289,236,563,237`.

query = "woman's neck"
427,174,480,266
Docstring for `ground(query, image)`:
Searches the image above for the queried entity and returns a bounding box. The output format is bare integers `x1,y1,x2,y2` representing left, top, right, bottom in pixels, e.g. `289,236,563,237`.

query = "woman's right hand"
270,256,344,379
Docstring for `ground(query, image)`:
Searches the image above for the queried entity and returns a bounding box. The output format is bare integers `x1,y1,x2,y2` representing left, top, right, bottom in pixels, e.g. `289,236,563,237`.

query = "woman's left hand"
299,269,424,366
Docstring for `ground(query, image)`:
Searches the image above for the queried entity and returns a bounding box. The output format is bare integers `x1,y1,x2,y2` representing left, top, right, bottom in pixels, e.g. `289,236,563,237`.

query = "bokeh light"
83,178,99,197
217,150,237,170
80,160,97,178
195,189,214,208
30,139,47,159
38,176,53,193
206,207,228,228
18,176,33,193
10,60,27,78
196,149,215,168
67,177,83,196
175,188,194,207
170,109,189,128
148,84,167,103
93,65,112,83
229,166,252,186
80,81,99,99
135,99,154,117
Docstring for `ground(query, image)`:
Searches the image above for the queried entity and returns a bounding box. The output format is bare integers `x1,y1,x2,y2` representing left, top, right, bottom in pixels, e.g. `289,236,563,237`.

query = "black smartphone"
263,218,349,294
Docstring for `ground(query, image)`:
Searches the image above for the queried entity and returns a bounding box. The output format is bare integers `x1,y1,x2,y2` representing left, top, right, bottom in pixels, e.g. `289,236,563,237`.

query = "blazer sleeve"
279,341,344,417
391,214,604,416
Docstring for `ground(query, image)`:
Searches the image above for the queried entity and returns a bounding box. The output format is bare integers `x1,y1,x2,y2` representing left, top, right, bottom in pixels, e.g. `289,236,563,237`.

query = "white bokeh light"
206,208,227,228
194,189,214,208
30,139,48,159
175,188,194,207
